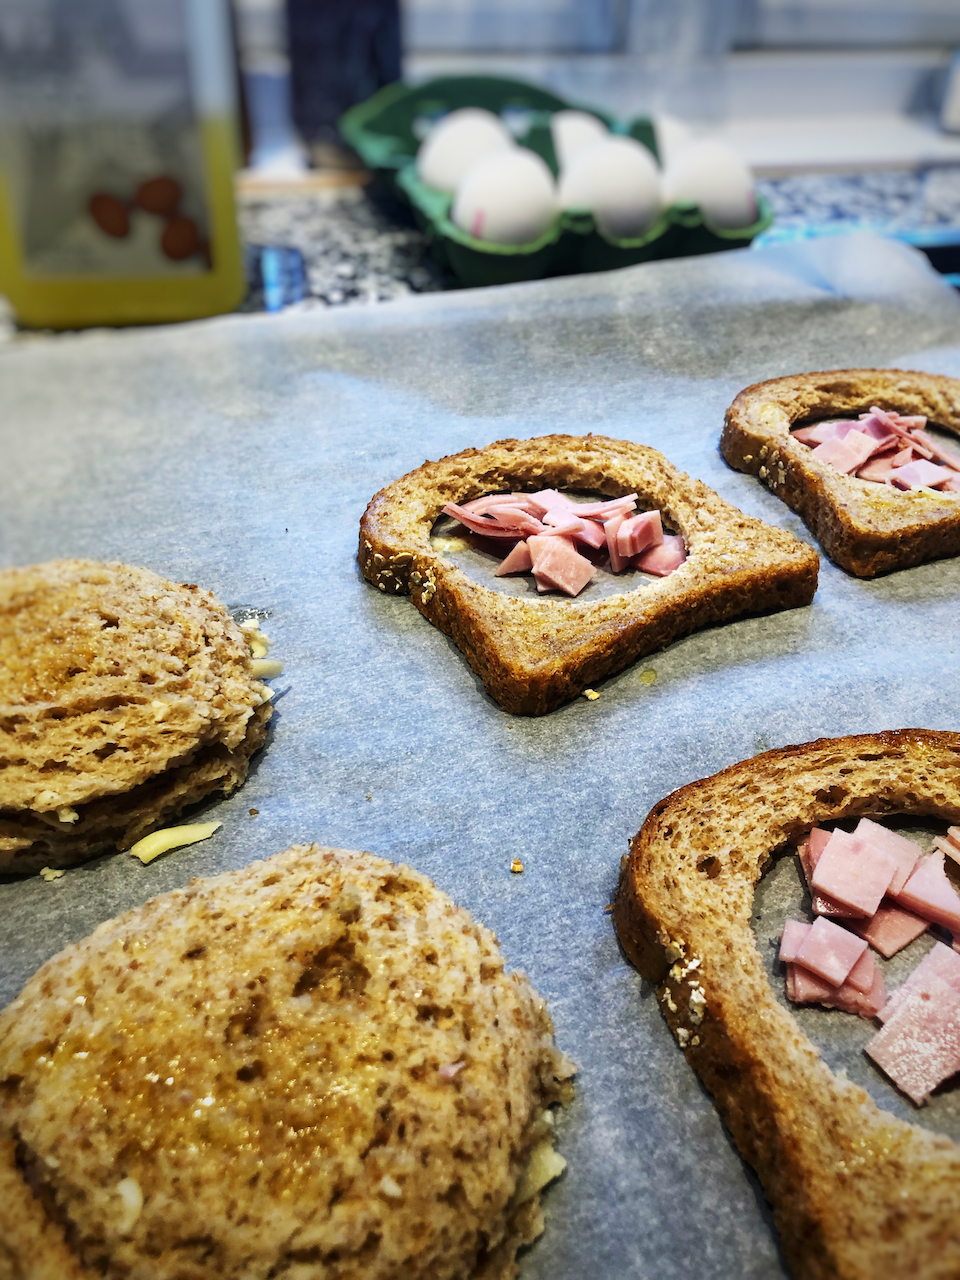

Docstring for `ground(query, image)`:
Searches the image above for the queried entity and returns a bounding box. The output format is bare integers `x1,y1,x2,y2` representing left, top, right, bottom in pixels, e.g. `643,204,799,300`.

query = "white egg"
416,108,514,193
452,149,557,246
662,140,758,230
550,109,608,172
558,136,662,240
651,113,693,168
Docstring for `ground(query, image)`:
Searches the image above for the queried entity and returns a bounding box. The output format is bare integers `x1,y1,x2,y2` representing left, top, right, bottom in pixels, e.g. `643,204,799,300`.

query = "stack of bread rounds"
0,559,272,874
0,844,574,1280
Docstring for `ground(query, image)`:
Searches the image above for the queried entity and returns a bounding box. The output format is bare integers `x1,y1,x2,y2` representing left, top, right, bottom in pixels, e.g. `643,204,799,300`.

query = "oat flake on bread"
0,559,273,874
0,844,574,1280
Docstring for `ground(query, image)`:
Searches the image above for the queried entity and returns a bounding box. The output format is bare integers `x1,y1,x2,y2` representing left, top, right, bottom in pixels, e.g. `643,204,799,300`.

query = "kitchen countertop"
3,232,960,1278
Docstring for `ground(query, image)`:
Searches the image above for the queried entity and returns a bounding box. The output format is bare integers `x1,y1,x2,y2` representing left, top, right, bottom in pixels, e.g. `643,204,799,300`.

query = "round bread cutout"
0,844,574,1280
0,560,272,873
721,368,960,577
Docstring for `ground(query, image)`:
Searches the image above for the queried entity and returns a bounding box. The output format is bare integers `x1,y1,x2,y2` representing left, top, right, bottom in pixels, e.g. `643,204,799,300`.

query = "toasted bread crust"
359,435,819,715
720,369,960,577
614,729,960,1280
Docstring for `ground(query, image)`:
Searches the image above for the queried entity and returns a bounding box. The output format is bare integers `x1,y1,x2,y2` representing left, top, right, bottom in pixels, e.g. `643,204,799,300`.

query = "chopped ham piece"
852,818,921,895
792,423,839,445
889,459,956,491
795,915,868,987
786,961,885,1018
638,534,687,577
779,919,811,964
943,477,960,493
571,519,608,550
494,540,533,576
908,430,960,471
570,494,638,519
527,535,596,597
933,835,960,866
603,511,627,573
948,827,960,851
811,829,897,918
798,829,863,917
844,947,879,995
442,502,544,539
850,416,898,446
855,455,899,484
896,852,960,937
846,901,928,959
866,972,960,1105
540,514,590,539
879,942,960,1024
617,510,663,559
811,431,879,475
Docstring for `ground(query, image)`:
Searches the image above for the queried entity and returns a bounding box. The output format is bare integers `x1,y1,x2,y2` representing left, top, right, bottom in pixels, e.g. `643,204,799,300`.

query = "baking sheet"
3,231,960,1279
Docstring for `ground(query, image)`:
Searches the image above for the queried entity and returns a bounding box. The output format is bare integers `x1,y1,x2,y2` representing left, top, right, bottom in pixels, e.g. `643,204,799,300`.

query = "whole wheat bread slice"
359,434,819,715
614,729,960,1280
720,368,960,577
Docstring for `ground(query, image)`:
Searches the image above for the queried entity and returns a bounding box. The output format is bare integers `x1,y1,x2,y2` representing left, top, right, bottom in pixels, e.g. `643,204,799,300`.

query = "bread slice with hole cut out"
614,728,960,1280
359,434,819,716
720,368,960,578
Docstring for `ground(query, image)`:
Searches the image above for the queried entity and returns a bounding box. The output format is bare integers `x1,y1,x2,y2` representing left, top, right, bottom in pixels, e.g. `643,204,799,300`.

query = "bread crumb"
639,669,657,685
39,867,65,882
603,904,613,913
248,808,259,817
583,689,600,701
128,821,222,865
511,858,524,874
365,793,372,801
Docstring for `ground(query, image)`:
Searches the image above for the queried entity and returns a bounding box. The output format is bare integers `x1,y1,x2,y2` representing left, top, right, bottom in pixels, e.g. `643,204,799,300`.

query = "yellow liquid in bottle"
0,116,244,330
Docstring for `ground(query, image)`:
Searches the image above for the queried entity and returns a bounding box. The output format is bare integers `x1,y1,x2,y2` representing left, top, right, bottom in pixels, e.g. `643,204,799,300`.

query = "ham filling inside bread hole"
753,818,960,1114
790,406,960,493
432,488,687,599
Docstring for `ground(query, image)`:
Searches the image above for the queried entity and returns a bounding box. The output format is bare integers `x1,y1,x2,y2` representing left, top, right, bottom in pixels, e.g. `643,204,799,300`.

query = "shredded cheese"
129,822,222,865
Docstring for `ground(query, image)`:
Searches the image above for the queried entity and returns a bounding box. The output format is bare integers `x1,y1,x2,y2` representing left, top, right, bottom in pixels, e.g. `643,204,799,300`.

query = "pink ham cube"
495,540,533,576
637,534,687,577
852,818,921,895
798,828,864,918
571,519,607,550
933,835,960,866
811,829,897,918
603,511,627,573
866,973,960,1105
889,459,956,490
792,422,842,446
528,535,596,597
845,947,879,996
896,852,960,937
795,915,868,987
846,901,928,959
786,962,885,1018
779,920,811,964
812,431,879,474
879,941,960,1024
616,510,662,559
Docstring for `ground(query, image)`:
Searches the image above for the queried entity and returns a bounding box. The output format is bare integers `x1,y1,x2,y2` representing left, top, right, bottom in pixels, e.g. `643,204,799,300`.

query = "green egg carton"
339,75,773,288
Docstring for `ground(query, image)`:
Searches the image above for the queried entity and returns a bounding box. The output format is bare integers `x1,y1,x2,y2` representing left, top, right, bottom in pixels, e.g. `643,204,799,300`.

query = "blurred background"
3,0,960,323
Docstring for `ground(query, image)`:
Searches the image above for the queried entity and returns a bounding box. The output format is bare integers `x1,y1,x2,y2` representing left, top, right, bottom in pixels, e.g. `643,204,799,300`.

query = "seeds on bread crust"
614,729,960,1280
0,844,574,1280
0,559,272,874
359,434,819,716
720,368,960,577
